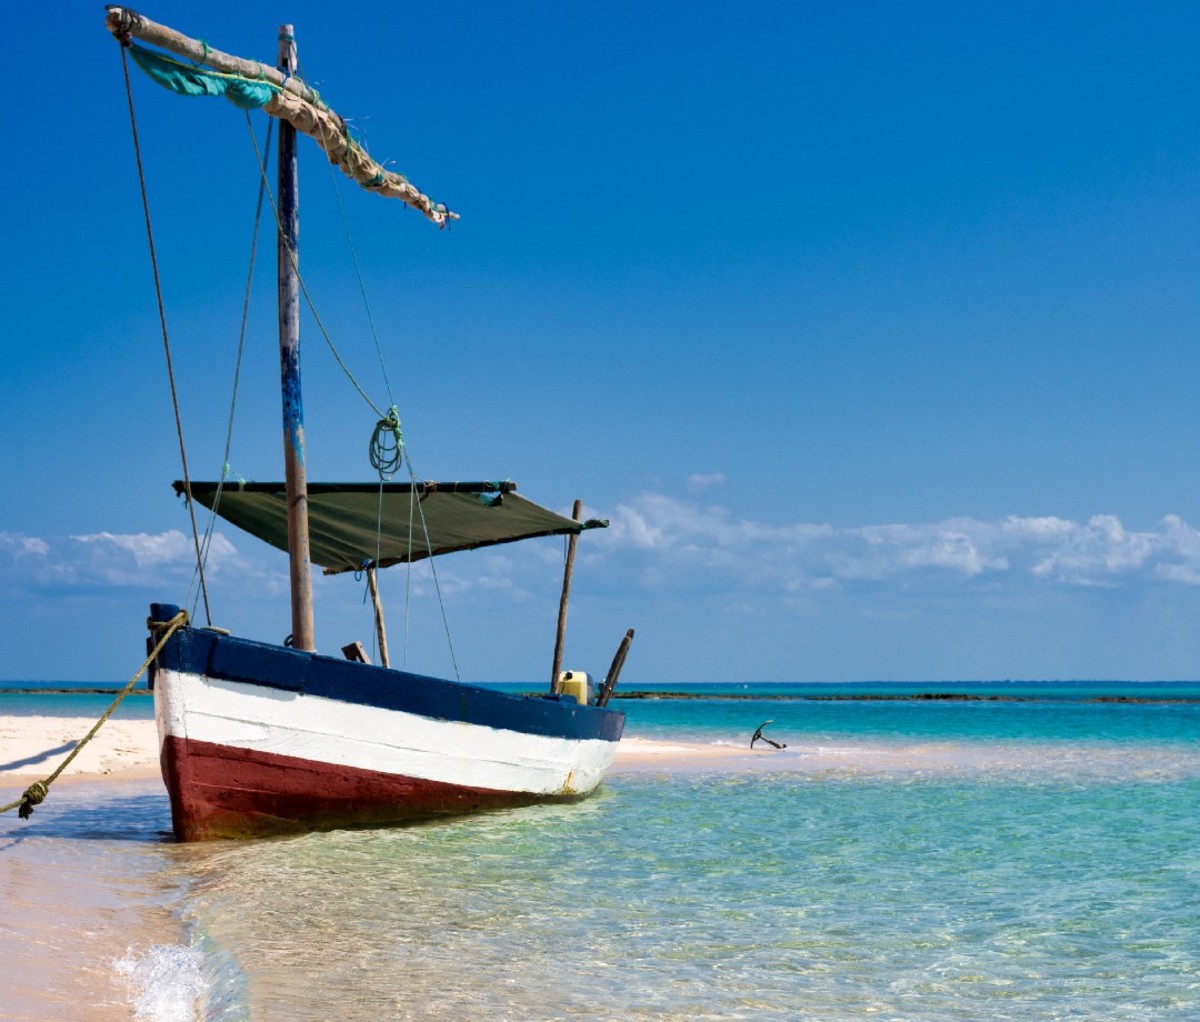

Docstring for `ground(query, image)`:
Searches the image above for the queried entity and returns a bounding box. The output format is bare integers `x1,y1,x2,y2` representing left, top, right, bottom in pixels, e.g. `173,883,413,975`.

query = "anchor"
750,720,787,750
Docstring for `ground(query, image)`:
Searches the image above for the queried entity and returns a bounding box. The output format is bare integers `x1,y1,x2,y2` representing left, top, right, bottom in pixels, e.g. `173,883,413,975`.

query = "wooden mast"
277,24,315,651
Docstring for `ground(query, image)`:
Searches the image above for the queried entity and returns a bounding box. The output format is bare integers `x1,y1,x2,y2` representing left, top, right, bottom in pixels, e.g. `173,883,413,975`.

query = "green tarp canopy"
175,481,606,575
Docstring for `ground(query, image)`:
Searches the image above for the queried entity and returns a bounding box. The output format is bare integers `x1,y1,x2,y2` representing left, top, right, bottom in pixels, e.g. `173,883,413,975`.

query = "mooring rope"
0,611,189,821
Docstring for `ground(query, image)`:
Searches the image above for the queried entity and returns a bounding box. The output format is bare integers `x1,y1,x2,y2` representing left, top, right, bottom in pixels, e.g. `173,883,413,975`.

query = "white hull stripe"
156,669,617,796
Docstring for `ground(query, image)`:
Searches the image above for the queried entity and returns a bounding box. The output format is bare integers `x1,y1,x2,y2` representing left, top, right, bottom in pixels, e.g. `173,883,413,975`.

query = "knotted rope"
0,610,189,821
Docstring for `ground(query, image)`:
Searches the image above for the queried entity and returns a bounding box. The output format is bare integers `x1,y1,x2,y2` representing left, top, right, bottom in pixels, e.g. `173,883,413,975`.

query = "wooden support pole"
550,499,583,693
597,629,635,708
366,566,390,669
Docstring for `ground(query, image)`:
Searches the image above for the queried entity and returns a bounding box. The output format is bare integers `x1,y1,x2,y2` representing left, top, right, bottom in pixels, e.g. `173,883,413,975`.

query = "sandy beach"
0,716,163,785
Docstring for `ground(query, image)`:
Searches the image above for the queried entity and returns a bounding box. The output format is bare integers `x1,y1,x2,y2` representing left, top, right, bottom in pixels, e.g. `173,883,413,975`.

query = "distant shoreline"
611,691,1200,704
2,687,1198,705
0,688,153,695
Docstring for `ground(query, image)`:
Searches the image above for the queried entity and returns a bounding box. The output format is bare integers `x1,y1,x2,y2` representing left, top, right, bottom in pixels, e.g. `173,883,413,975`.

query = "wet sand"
0,774,181,1022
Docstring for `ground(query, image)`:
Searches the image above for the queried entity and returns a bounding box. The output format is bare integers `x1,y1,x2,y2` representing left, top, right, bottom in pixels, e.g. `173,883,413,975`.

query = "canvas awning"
175,481,606,574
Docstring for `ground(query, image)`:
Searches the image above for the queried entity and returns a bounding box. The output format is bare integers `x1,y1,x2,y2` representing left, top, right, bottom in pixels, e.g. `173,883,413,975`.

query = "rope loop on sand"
0,610,189,821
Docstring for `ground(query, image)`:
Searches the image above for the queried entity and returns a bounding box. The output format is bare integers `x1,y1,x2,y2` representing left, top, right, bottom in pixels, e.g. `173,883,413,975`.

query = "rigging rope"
117,39,467,683
244,118,386,420
301,63,410,661
268,69,463,677
246,115,464,678
307,99,411,665
317,115,398,411
403,474,417,667
313,107,416,666
120,42,212,627
0,611,189,820
245,68,465,679
193,113,275,618
404,450,461,681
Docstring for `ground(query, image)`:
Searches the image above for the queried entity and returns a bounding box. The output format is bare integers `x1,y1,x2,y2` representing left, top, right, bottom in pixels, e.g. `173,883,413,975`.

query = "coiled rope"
0,610,189,821
369,406,404,479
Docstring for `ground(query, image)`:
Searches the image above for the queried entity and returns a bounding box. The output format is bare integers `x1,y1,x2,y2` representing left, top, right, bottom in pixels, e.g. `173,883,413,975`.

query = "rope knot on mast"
105,5,141,46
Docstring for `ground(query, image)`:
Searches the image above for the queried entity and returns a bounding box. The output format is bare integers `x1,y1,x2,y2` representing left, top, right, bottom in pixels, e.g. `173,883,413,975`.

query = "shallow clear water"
3,683,1200,1020
153,771,1200,1021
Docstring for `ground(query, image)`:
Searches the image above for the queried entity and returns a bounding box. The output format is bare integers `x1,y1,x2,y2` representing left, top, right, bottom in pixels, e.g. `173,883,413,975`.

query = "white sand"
0,716,161,784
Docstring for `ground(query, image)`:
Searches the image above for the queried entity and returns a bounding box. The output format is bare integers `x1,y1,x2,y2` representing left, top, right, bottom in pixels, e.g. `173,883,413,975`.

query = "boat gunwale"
148,606,625,743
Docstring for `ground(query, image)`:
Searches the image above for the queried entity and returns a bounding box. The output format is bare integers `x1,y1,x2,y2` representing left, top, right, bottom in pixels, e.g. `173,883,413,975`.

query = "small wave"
114,944,208,1022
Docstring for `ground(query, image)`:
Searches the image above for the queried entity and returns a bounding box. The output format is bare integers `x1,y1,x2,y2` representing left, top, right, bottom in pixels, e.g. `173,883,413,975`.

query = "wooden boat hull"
147,605,624,841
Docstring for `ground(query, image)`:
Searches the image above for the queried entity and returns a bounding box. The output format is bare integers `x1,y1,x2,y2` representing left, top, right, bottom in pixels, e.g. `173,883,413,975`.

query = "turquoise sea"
3,681,1200,1020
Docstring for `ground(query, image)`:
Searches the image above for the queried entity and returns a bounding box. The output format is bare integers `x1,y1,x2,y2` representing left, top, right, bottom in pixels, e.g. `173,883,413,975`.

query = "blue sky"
3,2,1200,682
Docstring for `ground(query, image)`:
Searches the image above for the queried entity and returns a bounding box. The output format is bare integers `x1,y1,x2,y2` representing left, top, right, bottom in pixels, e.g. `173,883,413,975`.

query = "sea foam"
114,943,208,1022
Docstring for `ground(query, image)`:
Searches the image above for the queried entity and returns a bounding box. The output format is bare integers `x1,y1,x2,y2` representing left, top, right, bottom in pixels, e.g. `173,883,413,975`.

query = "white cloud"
73,530,197,568
0,529,260,591
8,502,1200,615
0,532,50,557
589,494,1200,595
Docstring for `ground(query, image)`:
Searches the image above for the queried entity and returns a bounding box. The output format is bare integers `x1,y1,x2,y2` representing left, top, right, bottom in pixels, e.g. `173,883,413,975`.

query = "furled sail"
106,7,456,225
177,481,607,574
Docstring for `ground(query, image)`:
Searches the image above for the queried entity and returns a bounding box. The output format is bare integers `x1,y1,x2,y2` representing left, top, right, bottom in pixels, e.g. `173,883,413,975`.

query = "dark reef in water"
0,687,151,695
608,691,1200,704
5,687,1197,705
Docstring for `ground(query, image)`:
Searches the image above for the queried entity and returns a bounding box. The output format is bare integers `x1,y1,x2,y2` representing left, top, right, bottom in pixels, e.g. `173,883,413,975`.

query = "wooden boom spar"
104,6,457,226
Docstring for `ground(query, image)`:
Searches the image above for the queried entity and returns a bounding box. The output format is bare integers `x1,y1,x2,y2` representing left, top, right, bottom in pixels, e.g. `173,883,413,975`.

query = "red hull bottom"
161,736,581,841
